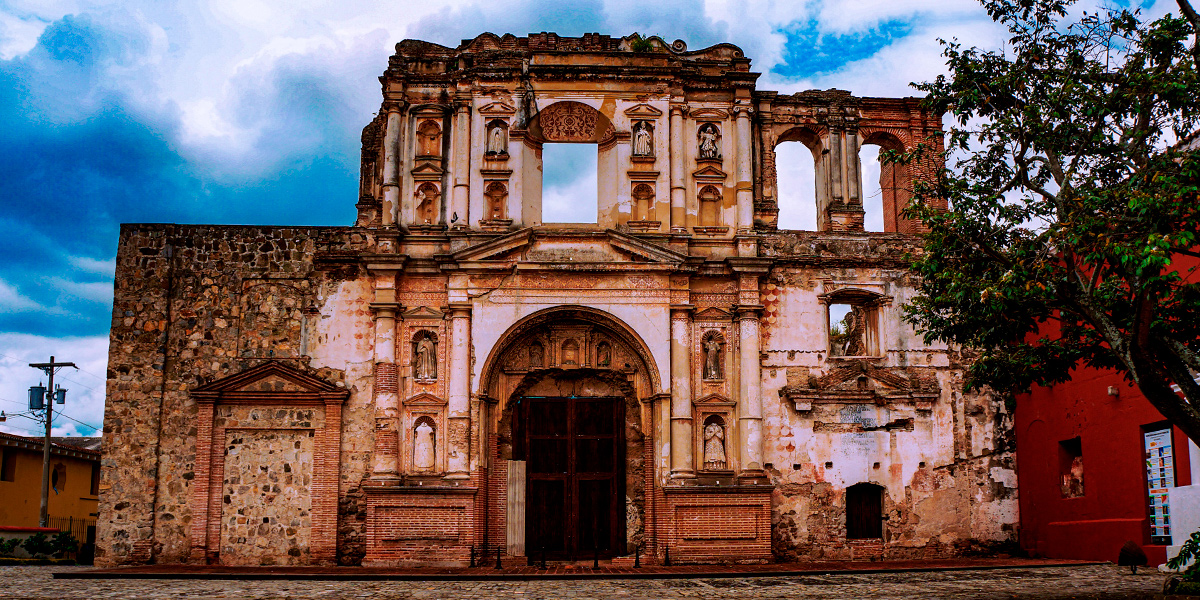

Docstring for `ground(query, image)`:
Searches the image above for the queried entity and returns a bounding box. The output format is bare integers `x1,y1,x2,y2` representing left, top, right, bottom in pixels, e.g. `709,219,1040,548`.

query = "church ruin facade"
96,32,1017,566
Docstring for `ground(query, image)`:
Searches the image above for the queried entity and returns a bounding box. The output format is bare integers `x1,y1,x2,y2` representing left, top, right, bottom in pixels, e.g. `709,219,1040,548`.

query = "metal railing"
46,515,96,564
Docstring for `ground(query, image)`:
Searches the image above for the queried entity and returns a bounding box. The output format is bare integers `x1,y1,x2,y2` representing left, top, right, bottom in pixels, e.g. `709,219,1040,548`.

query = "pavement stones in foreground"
0,564,1168,599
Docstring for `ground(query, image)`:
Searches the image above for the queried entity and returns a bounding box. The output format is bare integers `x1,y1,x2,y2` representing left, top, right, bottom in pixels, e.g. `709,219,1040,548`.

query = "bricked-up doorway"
514,395,625,559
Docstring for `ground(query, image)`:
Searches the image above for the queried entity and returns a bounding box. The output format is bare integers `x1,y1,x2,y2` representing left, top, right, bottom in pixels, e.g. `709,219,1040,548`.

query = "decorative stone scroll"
537,101,609,142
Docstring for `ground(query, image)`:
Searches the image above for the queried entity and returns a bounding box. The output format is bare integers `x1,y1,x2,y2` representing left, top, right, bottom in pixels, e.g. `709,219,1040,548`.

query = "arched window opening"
773,134,820,230
846,482,884,539
542,143,598,223
860,132,910,233
858,144,885,232
698,185,721,227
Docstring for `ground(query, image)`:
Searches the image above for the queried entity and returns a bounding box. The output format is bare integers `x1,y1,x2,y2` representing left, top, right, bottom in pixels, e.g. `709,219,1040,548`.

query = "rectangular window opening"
0,450,15,482
1058,437,1084,498
542,143,598,224
829,302,878,357
90,462,101,496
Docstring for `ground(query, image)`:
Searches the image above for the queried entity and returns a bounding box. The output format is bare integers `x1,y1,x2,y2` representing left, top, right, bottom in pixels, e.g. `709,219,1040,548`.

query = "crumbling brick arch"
859,129,915,234
771,126,824,231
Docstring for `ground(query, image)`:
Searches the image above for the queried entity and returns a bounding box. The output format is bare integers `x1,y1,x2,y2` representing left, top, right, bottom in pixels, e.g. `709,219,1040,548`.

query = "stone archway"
480,307,659,558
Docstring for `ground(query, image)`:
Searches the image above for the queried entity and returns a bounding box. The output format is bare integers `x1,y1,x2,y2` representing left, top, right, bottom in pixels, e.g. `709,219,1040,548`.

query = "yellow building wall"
0,446,99,528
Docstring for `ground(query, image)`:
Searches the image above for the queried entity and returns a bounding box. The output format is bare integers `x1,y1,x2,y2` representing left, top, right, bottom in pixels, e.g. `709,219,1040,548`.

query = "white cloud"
0,279,42,313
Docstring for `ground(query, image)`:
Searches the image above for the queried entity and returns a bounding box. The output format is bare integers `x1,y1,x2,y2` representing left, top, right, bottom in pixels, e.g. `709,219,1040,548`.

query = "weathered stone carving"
413,333,438,380
702,331,724,380
632,121,654,156
540,102,598,141
698,123,721,160
562,339,580,365
703,416,727,469
413,418,436,470
529,342,544,368
596,341,612,367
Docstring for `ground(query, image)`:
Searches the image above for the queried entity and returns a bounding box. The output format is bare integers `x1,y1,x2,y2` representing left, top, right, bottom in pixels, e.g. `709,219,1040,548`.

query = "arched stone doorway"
480,307,659,559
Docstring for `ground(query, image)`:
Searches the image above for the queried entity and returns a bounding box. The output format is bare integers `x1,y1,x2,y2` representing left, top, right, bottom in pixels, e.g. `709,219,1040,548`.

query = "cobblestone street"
0,564,1168,599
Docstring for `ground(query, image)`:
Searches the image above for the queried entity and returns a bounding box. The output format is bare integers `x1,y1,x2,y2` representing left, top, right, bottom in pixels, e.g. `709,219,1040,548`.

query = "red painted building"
1017,367,1197,565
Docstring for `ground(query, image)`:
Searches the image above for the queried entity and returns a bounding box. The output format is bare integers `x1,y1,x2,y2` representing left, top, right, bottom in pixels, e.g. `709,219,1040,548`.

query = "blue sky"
0,0,1164,437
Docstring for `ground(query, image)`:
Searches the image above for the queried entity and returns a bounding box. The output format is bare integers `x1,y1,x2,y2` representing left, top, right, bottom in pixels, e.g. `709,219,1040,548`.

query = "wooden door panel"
522,395,623,559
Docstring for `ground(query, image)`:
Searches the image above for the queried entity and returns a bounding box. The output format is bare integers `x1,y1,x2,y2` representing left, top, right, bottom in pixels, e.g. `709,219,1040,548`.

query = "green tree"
901,0,1200,440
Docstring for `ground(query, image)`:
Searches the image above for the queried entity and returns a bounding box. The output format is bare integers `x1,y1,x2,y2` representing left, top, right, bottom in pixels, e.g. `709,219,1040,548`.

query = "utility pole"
29,356,76,528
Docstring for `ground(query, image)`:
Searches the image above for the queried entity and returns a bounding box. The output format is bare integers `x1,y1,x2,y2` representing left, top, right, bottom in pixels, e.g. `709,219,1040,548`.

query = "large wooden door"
846,482,884,539
518,396,624,559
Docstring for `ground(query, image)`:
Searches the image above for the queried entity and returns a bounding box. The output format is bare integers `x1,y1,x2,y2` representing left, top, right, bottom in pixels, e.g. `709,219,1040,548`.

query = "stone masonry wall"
97,224,370,566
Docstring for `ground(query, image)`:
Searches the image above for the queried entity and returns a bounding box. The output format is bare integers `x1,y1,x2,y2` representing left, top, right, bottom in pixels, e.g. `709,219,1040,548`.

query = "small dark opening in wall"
1059,437,1084,498
0,450,15,482
792,464,802,470
824,461,833,469
846,482,885,539
872,462,880,470
918,461,926,469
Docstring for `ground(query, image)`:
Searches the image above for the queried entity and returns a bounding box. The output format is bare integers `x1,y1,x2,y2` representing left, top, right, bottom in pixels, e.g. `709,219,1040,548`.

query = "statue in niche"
416,183,439,224
703,417,727,469
562,339,580,365
529,342,544,368
414,419,436,470
698,123,721,160
632,183,654,221
414,334,437,380
703,333,724,379
596,341,612,367
834,305,869,357
632,121,653,156
485,181,507,220
486,122,507,155
417,120,442,157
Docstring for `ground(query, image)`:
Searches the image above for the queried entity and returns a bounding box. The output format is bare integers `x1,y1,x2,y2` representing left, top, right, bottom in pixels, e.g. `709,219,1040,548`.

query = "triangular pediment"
191,362,348,403
479,101,516,115
690,108,728,120
410,162,445,176
624,103,664,118
450,228,690,269
694,307,733,321
402,306,445,319
692,164,727,179
404,392,447,406
694,393,735,407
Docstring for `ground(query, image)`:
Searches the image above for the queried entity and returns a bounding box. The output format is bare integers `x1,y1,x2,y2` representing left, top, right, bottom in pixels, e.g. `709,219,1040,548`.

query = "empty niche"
416,120,442,157
485,181,508,220
414,182,441,225
698,185,721,227
631,183,655,222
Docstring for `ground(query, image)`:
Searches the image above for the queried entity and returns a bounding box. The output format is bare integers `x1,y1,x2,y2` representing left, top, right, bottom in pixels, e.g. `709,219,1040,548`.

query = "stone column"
829,128,845,207
381,102,404,227
670,307,695,479
737,305,764,477
846,128,862,207
735,105,754,232
370,273,401,482
451,100,471,228
669,104,686,232
446,303,472,479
